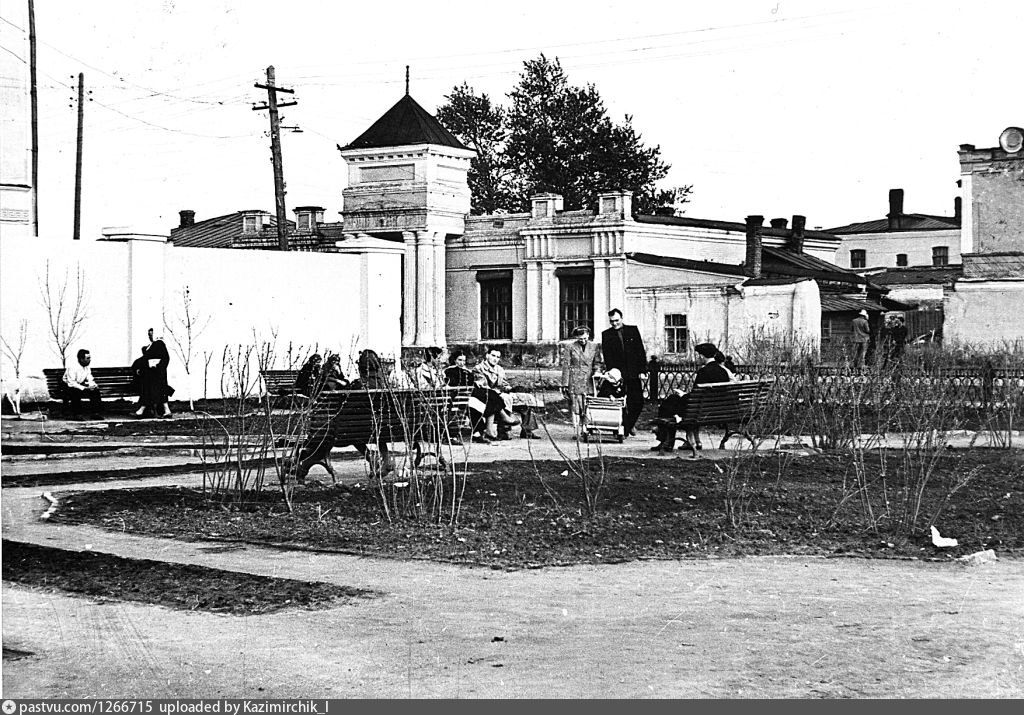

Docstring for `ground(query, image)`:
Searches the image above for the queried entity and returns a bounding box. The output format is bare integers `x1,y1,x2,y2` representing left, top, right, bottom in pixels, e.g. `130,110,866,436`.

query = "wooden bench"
291,386,473,481
261,369,300,397
652,379,775,457
43,367,138,411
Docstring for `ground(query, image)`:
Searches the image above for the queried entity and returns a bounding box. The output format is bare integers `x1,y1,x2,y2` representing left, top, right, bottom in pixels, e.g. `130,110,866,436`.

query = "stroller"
581,370,626,443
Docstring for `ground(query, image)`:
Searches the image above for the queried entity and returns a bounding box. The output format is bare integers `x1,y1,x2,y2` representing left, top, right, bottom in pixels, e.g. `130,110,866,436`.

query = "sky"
2,0,1022,239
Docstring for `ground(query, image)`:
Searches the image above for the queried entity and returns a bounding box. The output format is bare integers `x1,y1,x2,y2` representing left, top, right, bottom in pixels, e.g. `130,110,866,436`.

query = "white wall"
835,229,960,269
0,234,402,401
944,280,1024,347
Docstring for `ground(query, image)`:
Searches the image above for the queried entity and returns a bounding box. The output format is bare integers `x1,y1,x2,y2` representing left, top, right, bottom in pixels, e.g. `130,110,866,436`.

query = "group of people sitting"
291,346,537,444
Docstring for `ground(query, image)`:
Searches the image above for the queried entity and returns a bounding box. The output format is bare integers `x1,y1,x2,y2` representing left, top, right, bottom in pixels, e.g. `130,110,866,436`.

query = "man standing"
601,308,648,436
851,309,871,368
62,348,103,420
561,325,601,434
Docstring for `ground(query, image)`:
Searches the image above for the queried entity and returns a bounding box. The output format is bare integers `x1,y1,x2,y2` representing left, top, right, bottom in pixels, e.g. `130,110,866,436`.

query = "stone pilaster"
401,230,417,346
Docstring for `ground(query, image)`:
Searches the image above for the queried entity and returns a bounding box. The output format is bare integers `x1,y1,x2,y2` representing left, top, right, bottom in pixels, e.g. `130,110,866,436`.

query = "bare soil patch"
2,539,377,614
51,451,1024,568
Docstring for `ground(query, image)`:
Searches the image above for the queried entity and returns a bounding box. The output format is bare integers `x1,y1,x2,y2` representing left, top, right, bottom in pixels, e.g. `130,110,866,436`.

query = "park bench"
652,379,775,458
290,386,473,481
261,369,300,397
43,367,138,413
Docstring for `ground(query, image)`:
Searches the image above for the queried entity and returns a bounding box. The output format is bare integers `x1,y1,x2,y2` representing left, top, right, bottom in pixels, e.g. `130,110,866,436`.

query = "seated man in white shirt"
62,348,103,419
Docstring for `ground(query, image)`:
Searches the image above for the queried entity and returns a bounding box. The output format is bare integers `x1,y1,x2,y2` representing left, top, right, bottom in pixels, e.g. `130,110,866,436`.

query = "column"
401,230,417,346
540,261,559,341
415,230,434,345
607,257,626,316
526,261,540,341
593,258,610,326
433,231,447,347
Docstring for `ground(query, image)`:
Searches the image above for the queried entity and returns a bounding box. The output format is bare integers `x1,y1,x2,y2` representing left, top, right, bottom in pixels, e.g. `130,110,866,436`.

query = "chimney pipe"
789,214,806,253
887,188,904,230
178,209,195,228
744,215,764,278
954,196,962,223
770,218,788,229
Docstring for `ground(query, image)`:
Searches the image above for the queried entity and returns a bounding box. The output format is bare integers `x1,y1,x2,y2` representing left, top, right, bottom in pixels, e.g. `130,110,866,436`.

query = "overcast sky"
3,0,1021,239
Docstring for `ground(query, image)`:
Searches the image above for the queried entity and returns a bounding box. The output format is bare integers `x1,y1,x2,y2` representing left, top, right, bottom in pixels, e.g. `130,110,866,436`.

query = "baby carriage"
582,370,626,443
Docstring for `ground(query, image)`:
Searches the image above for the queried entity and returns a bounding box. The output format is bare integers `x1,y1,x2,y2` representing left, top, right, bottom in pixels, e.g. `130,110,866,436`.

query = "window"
242,215,259,234
850,249,866,269
479,276,512,340
296,213,311,232
896,253,908,267
559,275,593,339
932,246,949,267
821,317,835,344
664,314,688,354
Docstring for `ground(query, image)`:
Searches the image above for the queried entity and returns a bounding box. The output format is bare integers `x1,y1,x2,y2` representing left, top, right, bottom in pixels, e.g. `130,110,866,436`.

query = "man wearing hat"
601,308,648,437
561,325,601,434
851,309,871,368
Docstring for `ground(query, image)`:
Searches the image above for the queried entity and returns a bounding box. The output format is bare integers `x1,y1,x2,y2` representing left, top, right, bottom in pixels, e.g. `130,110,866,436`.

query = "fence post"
648,356,660,401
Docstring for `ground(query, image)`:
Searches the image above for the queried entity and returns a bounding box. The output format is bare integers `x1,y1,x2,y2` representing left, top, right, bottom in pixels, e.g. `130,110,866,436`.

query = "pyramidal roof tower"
338,80,475,348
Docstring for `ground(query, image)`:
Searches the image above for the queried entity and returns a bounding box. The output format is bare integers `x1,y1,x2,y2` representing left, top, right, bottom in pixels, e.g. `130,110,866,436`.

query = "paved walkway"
2,415,1023,698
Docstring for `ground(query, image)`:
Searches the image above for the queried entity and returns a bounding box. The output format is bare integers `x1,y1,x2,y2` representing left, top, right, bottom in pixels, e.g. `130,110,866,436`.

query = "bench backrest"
43,367,138,399
306,387,472,445
262,369,300,395
680,379,774,425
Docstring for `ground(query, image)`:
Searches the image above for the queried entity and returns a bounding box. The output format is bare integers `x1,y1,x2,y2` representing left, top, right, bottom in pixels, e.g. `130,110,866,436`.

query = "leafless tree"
163,285,210,411
1,319,29,416
38,261,88,366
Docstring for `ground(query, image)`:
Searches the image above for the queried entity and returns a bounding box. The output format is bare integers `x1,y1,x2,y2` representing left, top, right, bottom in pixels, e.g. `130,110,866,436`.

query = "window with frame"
664,314,688,354
896,253,908,267
296,213,311,232
559,275,593,339
479,275,512,340
932,246,949,267
242,215,259,234
821,317,834,344
850,249,866,269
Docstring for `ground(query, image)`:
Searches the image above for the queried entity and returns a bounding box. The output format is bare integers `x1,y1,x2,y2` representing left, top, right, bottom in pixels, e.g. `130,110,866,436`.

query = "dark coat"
136,339,171,406
600,324,647,380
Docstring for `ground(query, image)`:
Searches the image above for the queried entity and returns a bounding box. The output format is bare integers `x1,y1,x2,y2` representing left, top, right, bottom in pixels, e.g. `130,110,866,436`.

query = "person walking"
561,325,601,434
851,309,871,368
600,308,648,437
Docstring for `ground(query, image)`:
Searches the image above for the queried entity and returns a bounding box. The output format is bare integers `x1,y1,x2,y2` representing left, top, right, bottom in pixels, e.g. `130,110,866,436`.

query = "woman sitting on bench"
652,342,734,453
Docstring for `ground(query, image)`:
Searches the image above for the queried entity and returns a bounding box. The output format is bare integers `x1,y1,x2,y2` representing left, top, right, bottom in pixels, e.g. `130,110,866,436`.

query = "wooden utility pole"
28,0,39,236
73,72,84,241
253,66,296,251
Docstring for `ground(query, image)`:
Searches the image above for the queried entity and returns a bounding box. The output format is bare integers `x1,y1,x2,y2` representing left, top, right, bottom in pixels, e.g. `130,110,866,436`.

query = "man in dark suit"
600,308,648,437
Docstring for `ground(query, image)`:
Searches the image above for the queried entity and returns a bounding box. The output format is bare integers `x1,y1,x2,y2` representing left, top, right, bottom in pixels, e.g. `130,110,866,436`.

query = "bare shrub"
38,261,88,366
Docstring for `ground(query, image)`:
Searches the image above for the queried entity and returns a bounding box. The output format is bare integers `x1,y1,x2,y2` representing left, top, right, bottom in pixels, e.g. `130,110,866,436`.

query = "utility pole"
253,66,296,251
73,72,84,241
28,0,39,236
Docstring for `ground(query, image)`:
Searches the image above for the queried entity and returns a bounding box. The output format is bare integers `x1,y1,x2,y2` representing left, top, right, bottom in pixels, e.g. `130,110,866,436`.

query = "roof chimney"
887,188,904,230
178,210,195,228
788,215,806,253
770,218,788,229
744,215,764,278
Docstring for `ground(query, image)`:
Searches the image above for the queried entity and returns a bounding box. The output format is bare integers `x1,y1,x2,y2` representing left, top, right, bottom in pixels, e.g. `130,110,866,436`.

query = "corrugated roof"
761,246,874,288
827,214,960,234
634,214,838,240
868,265,963,285
626,252,746,276
170,212,293,249
342,94,469,151
820,296,888,312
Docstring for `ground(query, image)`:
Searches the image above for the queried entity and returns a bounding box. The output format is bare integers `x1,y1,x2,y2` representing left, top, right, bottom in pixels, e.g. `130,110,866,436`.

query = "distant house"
169,207,344,251
828,188,961,270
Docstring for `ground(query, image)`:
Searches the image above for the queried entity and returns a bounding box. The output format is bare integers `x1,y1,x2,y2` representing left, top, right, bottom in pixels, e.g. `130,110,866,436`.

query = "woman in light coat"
560,325,601,433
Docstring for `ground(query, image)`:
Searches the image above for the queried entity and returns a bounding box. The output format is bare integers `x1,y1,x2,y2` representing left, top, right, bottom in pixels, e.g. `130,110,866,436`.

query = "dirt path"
3,473,1024,698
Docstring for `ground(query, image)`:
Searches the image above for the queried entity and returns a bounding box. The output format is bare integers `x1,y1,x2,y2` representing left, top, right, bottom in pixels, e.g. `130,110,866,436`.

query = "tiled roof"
342,94,469,151
634,214,839,241
827,214,959,234
868,265,963,286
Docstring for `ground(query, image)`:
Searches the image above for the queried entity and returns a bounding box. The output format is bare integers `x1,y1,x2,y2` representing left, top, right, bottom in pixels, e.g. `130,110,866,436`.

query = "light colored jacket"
63,362,97,390
561,340,601,395
474,360,509,392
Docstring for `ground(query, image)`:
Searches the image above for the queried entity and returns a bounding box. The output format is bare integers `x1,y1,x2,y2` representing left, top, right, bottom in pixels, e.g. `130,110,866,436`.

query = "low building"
169,207,343,250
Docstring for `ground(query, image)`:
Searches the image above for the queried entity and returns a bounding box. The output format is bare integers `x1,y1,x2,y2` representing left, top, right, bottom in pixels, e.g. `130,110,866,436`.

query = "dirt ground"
3,477,1024,698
